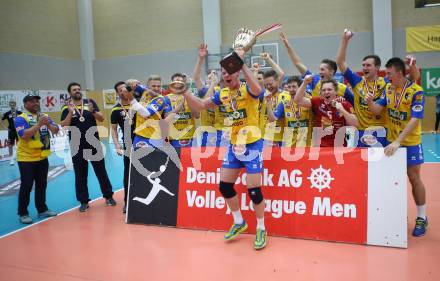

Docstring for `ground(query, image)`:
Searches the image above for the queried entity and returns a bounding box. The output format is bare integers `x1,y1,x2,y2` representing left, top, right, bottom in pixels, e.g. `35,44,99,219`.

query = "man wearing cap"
61,82,116,212
14,93,59,224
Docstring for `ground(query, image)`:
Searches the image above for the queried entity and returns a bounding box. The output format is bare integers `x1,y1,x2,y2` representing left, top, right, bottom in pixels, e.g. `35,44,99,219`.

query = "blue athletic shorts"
222,139,263,174
133,135,164,148
404,144,424,166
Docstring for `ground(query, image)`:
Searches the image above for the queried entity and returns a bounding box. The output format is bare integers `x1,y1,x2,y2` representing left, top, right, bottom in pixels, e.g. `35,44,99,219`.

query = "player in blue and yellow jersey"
258,53,286,147
279,32,354,104
183,47,267,250
261,69,288,146
367,57,428,237
266,76,312,147
14,93,59,224
166,73,199,148
193,44,227,147
127,75,173,148
336,29,388,147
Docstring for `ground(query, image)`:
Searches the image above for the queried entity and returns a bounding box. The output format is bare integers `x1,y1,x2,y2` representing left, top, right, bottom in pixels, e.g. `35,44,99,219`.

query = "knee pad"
219,181,237,199
248,187,264,204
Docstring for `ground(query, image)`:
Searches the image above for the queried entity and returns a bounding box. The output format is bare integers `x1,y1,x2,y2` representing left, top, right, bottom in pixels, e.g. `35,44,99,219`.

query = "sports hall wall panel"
93,49,198,89
0,0,80,59
220,0,373,44
92,0,204,58
0,53,85,90
392,0,440,28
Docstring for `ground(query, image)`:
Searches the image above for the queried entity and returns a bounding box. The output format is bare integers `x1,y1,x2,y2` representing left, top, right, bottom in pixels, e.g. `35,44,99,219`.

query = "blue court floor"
0,142,124,237
0,135,439,237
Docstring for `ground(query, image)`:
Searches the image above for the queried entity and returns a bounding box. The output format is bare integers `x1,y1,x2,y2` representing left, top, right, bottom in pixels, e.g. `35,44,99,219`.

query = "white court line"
0,189,123,240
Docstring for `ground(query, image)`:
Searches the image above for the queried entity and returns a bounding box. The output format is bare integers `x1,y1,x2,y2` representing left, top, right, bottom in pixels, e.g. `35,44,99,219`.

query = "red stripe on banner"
177,147,368,244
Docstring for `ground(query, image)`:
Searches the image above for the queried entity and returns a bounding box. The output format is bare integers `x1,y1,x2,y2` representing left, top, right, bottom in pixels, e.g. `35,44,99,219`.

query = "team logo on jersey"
286,112,292,118
360,134,378,146
151,104,159,111
232,144,246,156
135,141,149,148
156,98,163,105
415,94,424,103
412,104,423,112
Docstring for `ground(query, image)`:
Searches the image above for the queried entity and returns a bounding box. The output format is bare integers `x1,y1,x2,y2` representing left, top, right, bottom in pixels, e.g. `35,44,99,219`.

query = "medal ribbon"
73,100,84,119
393,80,409,109
363,78,377,97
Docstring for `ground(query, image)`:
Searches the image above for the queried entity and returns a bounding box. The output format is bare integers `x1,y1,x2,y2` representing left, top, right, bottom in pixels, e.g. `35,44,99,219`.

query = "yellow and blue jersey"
304,69,354,105
167,93,195,140
211,83,264,145
376,81,424,146
273,94,311,147
343,68,388,129
260,91,288,142
196,86,219,132
15,112,55,161
134,95,171,140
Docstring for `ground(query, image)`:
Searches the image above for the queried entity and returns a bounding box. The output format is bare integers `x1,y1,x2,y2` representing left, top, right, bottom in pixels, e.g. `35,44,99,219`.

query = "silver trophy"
220,28,257,74
221,24,282,74
232,28,257,52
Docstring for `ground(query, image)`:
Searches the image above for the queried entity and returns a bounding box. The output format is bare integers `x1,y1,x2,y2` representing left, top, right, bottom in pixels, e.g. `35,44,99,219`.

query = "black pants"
435,112,440,131
72,152,114,203
17,159,49,216
123,154,130,203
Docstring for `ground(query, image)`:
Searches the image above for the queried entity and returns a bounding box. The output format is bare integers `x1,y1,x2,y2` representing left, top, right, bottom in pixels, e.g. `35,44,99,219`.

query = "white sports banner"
0,130,11,162
0,91,29,112
50,126,70,152
0,90,70,113
39,90,68,112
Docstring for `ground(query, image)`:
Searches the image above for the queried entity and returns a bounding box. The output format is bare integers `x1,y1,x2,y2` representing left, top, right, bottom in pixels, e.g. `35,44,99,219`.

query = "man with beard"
14,93,59,223
61,82,116,212
366,57,428,237
294,76,359,147
183,48,268,250
1,100,22,165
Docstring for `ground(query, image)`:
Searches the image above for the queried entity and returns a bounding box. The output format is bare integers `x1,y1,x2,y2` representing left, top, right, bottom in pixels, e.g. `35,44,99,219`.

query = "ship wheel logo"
307,165,335,192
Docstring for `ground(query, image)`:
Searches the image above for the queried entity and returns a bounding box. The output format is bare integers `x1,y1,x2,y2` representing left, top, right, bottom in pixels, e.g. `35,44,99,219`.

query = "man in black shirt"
110,81,136,213
60,82,116,212
1,100,22,165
